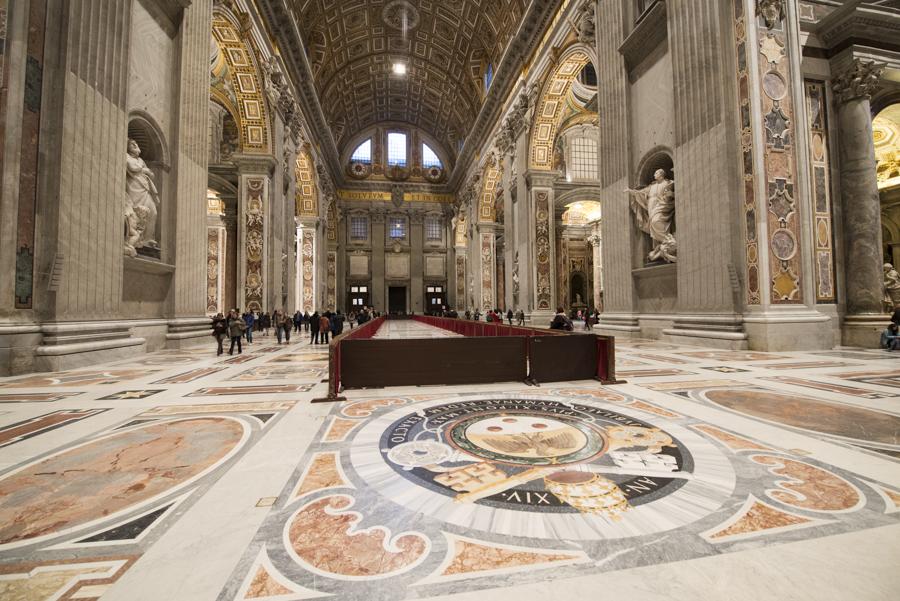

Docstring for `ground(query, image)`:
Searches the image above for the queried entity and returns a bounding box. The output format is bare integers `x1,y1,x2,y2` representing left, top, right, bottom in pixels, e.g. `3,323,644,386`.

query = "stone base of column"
596,313,641,338
166,317,213,349
661,314,749,350
0,323,43,376
740,311,834,351
34,321,146,373
841,314,887,348
526,310,557,328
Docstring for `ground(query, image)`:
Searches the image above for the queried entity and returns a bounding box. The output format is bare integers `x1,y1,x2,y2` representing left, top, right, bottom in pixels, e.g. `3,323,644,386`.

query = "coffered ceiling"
288,0,528,158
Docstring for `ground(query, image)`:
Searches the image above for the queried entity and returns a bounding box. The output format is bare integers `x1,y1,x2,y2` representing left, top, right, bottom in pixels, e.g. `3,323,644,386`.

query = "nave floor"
0,334,898,600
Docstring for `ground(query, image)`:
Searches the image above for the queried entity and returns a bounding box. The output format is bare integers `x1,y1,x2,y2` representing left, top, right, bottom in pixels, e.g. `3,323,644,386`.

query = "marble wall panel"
804,80,836,302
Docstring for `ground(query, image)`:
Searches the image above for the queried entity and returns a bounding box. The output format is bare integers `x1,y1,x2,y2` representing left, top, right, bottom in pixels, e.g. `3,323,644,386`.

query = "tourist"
319,312,331,344
507,308,514,325
348,310,356,329
464,309,471,320
550,307,574,331
211,312,228,356
293,311,302,333
243,310,255,344
273,310,283,344
227,310,246,354
516,308,525,326
473,309,481,321
303,311,311,331
310,310,320,344
281,311,292,344
261,312,271,336
881,323,900,351
332,310,345,336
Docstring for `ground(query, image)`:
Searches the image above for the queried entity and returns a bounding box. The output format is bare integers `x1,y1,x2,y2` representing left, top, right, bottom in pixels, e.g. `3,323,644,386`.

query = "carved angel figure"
124,138,160,253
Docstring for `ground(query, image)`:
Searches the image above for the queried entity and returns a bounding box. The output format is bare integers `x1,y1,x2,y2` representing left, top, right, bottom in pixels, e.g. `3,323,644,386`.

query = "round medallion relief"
382,0,419,30
350,396,735,540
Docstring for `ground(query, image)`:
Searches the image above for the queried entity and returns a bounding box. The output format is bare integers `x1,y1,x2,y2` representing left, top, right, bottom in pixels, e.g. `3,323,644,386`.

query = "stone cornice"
817,4,900,49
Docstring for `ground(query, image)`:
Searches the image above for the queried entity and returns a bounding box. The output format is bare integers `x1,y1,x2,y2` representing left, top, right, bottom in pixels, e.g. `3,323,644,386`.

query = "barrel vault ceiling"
288,0,528,161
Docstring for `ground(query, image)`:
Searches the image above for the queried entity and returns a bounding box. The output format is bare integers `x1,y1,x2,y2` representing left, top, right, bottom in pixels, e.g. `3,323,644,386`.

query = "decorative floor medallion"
351,396,735,539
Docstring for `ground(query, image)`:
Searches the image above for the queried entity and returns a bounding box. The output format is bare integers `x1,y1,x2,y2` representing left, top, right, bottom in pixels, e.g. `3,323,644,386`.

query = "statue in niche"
883,263,900,311
625,169,676,264
512,251,520,302
124,138,160,257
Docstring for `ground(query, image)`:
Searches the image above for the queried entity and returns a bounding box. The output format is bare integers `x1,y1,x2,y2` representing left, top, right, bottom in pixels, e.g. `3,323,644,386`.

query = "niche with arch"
126,113,170,261
632,149,675,267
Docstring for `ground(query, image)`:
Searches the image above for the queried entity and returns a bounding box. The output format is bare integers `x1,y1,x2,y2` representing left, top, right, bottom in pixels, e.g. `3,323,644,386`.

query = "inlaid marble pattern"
0,338,898,601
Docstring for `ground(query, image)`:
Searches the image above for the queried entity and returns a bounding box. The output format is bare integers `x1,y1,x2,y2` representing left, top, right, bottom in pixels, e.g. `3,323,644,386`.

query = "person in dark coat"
331,311,345,336
303,311,311,331
319,313,331,344
212,313,228,356
227,310,246,354
310,311,320,344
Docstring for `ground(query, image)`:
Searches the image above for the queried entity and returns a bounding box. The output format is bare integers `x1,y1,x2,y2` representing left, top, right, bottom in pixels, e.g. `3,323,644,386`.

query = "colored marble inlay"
804,80,836,302
0,392,82,403
187,384,313,396
0,417,245,548
286,495,429,577
152,367,227,384
751,455,861,512
704,388,900,446
0,369,158,388
0,409,107,448
764,376,894,399
441,536,582,577
0,556,137,601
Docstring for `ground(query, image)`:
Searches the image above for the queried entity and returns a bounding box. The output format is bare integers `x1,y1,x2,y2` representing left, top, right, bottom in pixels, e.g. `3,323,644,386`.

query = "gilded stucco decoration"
529,49,591,170
290,0,527,152
535,191,553,310
874,104,900,191
295,149,318,217
478,155,503,223
212,14,271,153
301,229,315,311
244,178,265,312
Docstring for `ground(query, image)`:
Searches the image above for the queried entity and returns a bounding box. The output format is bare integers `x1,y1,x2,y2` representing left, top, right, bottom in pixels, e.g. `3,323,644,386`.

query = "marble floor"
0,332,899,600
371,319,462,339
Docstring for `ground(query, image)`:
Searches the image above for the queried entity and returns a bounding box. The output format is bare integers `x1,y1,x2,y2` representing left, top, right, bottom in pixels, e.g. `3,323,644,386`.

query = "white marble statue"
883,263,900,311
625,169,676,263
124,138,160,254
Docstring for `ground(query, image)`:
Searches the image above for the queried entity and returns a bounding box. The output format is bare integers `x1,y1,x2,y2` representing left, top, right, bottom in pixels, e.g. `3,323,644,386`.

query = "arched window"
578,63,597,88
387,132,407,167
422,143,442,169
484,63,493,92
351,139,372,163
569,136,599,180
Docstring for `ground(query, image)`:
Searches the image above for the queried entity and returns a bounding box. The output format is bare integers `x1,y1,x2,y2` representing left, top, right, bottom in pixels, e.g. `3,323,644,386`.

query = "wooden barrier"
315,315,619,400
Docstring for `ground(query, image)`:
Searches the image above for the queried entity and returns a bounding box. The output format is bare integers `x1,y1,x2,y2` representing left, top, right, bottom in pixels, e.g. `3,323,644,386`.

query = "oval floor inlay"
705,389,900,446
0,417,245,547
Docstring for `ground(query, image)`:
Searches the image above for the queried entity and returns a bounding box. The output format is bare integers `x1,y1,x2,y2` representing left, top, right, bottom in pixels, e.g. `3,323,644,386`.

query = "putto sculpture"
124,138,160,257
625,168,676,264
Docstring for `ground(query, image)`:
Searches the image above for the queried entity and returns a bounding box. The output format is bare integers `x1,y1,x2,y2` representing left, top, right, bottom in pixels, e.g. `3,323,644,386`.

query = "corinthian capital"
832,59,885,104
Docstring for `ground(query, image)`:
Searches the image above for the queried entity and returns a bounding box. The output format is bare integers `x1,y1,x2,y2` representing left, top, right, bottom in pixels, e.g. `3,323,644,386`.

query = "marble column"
834,59,885,316
234,155,276,313
833,59,886,346
410,211,425,312
206,207,227,316
588,231,603,311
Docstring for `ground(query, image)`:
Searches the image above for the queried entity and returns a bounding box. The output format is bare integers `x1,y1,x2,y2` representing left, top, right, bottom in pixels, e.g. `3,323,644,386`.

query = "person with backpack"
211,312,228,356
281,311,292,344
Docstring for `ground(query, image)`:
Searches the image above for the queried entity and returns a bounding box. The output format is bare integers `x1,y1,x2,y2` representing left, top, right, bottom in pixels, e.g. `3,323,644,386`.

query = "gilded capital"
832,59,885,104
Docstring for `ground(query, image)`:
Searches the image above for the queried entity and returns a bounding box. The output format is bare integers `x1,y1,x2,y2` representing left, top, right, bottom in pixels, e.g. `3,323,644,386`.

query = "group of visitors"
460,308,525,325
211,306,385,354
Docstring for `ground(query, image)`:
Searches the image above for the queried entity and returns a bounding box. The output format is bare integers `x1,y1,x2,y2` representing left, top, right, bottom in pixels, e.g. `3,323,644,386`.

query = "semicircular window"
422,143,442,169
351,139,372,164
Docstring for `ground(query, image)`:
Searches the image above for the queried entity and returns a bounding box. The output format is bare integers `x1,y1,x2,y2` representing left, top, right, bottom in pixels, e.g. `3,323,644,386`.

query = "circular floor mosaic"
350,395,736,540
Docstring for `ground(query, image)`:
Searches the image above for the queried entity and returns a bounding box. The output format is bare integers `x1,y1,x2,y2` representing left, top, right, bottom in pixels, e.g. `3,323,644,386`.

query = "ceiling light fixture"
392,62,407,76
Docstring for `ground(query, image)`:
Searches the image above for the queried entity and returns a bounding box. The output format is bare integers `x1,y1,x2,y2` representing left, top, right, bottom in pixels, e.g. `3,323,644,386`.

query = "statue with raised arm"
625,169,676,263
125,138,160,251
884,262,900,311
